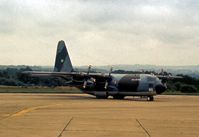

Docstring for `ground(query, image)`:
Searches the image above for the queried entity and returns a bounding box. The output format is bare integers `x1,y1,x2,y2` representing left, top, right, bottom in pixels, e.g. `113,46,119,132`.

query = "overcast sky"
0,0,199,66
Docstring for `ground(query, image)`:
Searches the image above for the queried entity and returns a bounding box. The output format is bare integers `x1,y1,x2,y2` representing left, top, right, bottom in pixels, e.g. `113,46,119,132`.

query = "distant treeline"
0,67,67,87
0,67,199,93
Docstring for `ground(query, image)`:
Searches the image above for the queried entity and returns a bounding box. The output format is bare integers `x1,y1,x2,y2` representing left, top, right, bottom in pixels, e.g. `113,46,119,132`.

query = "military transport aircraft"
23,40,180,101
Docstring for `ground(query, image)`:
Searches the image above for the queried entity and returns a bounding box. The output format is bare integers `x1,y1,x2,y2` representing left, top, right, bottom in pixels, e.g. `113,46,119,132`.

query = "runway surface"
0,93,199,137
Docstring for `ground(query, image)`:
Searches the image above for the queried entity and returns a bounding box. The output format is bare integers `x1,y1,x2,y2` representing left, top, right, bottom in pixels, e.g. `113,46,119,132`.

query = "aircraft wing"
22,71,112,82
156,75,183,79
23,71,83,77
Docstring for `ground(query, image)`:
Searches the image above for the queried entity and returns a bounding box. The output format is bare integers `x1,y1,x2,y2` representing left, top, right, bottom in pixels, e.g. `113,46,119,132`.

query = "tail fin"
54,40,73,72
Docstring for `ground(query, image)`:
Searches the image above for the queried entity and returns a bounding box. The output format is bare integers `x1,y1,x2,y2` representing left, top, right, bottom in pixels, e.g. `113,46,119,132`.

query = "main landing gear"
95,95,125,100
112,95,125,99
95,92,108,99
147,96,154,101
96,95,108,99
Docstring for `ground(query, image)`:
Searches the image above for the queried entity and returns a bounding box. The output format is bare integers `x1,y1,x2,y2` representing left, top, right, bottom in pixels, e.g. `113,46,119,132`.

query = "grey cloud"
0,1,17,34
0,0,199,65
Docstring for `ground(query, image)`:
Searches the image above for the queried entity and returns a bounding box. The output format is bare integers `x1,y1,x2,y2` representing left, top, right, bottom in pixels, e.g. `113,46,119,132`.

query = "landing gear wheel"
147,96,154,101
113,95,125,99
96,96,108,99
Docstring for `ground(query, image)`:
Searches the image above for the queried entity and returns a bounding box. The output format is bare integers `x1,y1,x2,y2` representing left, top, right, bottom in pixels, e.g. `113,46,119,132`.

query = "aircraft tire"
96,95,108,99
113,95,125,99
147,96,154,101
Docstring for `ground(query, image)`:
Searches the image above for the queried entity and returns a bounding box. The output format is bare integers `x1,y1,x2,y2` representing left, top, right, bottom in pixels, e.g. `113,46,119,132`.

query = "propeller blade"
83,81,87,89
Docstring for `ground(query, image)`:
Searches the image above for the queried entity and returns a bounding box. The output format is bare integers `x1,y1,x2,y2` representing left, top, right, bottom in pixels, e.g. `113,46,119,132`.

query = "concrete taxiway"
0,93,199,137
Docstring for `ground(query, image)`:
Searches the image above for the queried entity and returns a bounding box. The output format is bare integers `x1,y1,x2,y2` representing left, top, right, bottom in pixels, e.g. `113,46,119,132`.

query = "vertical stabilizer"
54,40,73,72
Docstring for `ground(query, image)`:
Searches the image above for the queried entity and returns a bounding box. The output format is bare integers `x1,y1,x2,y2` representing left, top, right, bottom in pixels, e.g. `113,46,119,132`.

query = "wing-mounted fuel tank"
117,74,140,91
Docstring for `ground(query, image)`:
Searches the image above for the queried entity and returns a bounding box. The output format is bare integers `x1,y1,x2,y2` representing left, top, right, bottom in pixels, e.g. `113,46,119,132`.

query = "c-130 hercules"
23,40,179,101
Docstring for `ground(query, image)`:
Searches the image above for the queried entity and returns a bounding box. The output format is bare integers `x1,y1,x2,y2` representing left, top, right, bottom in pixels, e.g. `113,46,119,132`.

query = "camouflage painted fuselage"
75,73,166,97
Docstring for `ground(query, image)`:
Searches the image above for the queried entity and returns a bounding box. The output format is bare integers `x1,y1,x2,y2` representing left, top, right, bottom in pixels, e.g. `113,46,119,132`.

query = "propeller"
104,67,113,89
83,65,92,89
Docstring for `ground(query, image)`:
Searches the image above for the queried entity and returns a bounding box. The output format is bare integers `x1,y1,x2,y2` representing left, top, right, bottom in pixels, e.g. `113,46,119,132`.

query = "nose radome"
155,84,166,94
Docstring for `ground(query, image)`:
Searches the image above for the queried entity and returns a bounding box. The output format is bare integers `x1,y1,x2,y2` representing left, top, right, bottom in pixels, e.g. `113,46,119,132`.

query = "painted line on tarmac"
136,119,151,137
11,104,62,117
58,117,73,137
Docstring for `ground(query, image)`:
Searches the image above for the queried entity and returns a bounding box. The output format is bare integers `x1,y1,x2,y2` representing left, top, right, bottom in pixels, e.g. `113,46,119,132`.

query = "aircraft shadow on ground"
42,94,161,102
43,94,97,100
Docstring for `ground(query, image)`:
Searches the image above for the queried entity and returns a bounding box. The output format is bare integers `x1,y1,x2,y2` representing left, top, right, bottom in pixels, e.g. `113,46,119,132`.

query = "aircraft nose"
155,84,166,94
